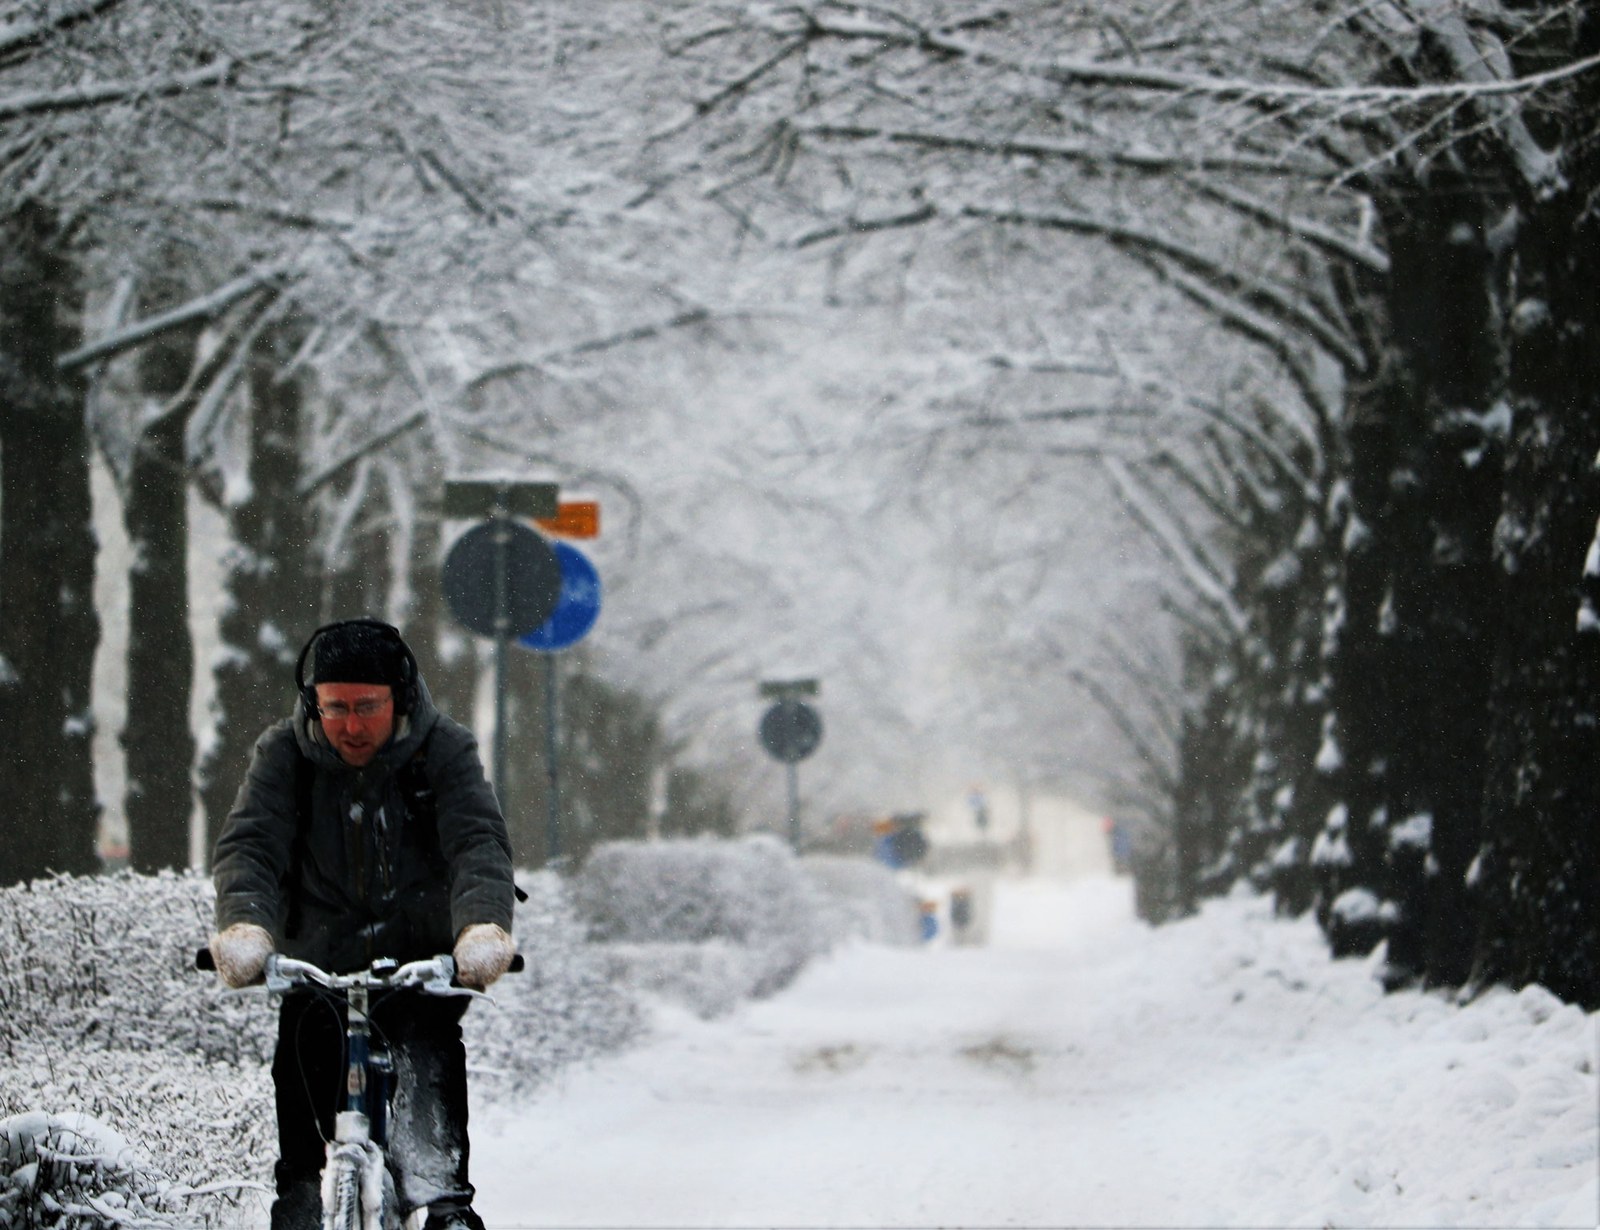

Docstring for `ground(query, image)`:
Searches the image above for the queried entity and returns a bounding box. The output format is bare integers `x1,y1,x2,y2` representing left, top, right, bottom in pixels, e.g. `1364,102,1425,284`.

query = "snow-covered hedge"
0,870,275,1067
462,870,643,1097
0,1110,204,1229
0,872,277,1227
801,854,922,948
572,834,831,1009
571,837,918,1018
0,868,639,1226
0,845,911,1222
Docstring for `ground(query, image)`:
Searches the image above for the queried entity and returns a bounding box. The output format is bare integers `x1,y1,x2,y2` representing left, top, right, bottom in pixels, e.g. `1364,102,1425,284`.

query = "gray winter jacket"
211,678,515,973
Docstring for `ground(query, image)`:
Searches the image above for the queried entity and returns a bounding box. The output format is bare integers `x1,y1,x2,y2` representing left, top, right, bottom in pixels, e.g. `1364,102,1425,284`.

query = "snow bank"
571,837,917,1017
1077,885,1600,1228
472,876,1600,1229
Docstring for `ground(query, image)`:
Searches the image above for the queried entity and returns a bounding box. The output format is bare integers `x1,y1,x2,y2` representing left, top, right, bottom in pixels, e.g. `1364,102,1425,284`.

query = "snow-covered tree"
621,0,1600,1003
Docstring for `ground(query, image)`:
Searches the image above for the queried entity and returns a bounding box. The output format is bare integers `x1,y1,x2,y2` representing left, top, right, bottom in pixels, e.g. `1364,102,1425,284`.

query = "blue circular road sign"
759,698,823,764
442,519,562,639
519,542,602,653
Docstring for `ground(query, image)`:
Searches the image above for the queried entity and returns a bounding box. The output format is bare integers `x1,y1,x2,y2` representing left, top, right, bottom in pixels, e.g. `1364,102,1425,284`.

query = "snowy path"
470,878,1598,1228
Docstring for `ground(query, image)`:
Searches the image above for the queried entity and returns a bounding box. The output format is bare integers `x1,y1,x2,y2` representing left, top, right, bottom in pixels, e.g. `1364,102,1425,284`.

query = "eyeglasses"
318,696,393,722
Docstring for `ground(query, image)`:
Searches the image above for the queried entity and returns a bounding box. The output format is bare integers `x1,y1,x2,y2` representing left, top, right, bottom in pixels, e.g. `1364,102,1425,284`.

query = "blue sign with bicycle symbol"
518,542,602,653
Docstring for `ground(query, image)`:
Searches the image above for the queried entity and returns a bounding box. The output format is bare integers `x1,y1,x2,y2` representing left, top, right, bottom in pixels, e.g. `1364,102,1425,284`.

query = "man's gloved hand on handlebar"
452,923,516,990
210,922,274,989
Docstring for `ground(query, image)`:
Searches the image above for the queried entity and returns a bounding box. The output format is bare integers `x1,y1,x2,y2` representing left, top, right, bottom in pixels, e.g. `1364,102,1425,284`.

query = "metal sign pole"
440,478,565,840
546,652,561,863
491,511,511,810
786,761,800,850
758,678,822,853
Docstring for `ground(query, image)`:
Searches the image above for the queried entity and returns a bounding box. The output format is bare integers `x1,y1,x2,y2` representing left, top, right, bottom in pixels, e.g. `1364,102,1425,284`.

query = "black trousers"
270,989,477,1228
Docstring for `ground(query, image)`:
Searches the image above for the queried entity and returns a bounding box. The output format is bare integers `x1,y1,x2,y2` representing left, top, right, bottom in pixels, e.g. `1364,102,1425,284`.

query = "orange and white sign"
536,500,600,539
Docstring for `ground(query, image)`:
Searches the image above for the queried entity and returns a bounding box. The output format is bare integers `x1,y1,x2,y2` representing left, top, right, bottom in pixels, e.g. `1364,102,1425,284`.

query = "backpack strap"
284,747,314,940
397,728,439,851
393,728,528,901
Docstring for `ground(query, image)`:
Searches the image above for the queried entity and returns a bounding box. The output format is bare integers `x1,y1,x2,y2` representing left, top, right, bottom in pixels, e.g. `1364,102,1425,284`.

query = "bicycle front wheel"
321,1153,363,1230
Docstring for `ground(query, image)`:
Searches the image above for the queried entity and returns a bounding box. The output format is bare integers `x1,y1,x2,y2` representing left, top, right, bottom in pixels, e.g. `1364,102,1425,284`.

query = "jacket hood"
293,673,442,771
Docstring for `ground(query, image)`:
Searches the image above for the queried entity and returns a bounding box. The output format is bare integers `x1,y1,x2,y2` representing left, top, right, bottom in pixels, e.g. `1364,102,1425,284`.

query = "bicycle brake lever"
263,954,295,994
432,985,494,1001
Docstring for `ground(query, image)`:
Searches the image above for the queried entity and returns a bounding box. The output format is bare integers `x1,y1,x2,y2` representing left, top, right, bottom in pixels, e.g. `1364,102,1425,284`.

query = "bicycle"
195,947,521,1230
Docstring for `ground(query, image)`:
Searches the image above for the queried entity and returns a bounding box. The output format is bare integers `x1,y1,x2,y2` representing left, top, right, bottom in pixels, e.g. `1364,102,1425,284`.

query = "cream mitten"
453,923,515,989
210,922,274,988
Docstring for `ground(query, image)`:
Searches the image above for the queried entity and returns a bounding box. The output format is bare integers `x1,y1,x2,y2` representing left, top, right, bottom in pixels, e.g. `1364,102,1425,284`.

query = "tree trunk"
323,506,390,622
195,328,319,858
411,514,477,725
1472,139,1600,1008
0,203,100,883
123,409,198,871
123,297,202,874
1308,180,1506,984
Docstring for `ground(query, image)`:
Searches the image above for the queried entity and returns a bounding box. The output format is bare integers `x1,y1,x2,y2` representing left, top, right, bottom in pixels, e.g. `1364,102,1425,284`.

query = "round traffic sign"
519,542,602,653
442,519,562,638
759,699,823,764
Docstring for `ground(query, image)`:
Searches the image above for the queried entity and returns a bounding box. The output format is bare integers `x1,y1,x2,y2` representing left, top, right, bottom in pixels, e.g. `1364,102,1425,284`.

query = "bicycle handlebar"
194,947,524,993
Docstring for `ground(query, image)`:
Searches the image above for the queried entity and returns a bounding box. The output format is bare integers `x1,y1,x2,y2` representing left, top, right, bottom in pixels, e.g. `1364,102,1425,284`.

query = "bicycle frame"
265,955,482,1230
197,949,500,1230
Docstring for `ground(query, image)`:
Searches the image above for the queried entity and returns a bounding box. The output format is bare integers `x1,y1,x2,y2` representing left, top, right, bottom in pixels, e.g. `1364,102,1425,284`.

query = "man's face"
314,683,396,767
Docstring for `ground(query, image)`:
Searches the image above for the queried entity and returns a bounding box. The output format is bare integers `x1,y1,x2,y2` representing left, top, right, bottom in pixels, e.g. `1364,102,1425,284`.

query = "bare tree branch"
465,308,713,394
297,410,427,499
797,121,1329,178
1180,175,1389,273
964,203,1368,374
791,202,937,248
1182,393,1321,498
1102,453,1250,637
649,36,810,143
58,263,290,371
0,62,236,124
0,0,127,67
805,11,1600,107
1132,254,1337,450
1067,666,1178,796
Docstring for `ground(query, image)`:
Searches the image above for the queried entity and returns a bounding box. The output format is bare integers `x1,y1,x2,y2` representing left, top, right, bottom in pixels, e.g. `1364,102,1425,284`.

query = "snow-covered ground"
469,875,1598,1228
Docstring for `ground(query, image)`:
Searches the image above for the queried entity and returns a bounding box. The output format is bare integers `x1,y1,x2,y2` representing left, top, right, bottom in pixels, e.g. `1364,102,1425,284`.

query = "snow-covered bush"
0,870,275,1067
0,872,279,1226
0,849,893,1220
462,870,644,1097
596,940,758,1021
801,855,921,947
585,844,926,1017
572,835,833,1012
0,868,642,1225
1,1111,170,1229
0,1070,273,1229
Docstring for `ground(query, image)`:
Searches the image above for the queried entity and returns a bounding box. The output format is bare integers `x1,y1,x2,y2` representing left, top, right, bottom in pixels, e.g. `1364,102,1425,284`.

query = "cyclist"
207,618,516,1230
